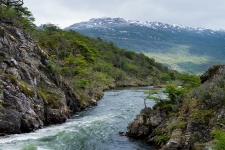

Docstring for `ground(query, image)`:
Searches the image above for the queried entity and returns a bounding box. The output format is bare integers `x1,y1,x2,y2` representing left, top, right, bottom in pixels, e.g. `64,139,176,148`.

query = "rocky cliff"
0,23,84,135
126,65,225,149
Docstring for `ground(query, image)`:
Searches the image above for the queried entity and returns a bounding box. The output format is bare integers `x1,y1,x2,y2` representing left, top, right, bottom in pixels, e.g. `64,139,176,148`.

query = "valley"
66,17,225,74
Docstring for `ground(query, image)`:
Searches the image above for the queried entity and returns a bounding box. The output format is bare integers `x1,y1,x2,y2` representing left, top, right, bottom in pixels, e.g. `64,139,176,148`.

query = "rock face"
0,23,82,135
127,107,165,138
127,65,225,149
200,65,225,83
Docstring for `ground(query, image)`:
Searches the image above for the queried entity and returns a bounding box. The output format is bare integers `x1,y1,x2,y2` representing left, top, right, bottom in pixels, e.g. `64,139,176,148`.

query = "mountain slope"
0,21,179,135
65,18,225,74
126,65,225,149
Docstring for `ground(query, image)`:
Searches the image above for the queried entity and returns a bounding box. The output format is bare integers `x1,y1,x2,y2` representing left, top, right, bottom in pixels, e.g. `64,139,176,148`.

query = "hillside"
66,18,225,74
126,65,225,149
0,5,179,135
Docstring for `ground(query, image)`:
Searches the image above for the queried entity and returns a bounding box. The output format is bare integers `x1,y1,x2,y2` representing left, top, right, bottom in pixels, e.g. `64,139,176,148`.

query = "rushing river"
0,86,166,150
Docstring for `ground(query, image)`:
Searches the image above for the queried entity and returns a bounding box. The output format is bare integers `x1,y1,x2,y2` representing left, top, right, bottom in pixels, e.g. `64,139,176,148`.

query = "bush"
211,129,225,150
0,5,35,31
75,79,89,89
155,135,170,145
179,73,200,89
191,74,225,109
164,85,185,102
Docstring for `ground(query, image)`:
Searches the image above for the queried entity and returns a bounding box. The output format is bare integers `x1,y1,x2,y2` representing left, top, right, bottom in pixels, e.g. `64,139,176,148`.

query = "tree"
144,90,158,108
0,0,23,7
0,0,35,31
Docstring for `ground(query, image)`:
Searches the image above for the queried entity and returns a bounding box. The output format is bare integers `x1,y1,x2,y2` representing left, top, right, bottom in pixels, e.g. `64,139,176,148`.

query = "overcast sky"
23,0,225,30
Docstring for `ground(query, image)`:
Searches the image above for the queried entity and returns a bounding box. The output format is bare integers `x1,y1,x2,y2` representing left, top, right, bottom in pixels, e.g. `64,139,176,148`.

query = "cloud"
23,0,225,30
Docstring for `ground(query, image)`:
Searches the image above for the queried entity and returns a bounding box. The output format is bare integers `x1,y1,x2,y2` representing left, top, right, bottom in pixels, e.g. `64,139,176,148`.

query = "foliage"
144,89,158,108
35,24,179,95
179,73,200,89
155,135,170,145
0,0,24,6
211,128,225,150
4,74,18,83
190,109,213,125
37,82,61,109
151,85,186,112
191,74,225,109
0,4,35,31
18,81,34,97
164,85,185,102
72,20,225,74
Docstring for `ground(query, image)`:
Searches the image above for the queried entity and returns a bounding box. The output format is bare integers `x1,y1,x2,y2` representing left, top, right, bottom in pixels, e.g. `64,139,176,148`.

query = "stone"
0,22,82,135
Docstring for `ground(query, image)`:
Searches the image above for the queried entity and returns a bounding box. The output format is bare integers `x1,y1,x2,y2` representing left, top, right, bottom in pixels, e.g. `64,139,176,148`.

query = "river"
0,86,166,150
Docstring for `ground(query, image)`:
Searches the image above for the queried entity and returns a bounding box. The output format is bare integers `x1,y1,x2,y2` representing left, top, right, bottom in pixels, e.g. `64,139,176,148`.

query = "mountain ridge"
65,17,225,74
65,17,225,35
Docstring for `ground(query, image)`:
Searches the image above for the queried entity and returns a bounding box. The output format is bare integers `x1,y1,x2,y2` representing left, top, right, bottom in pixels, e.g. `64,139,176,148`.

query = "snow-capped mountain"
65,17,225,73
65,17,224,35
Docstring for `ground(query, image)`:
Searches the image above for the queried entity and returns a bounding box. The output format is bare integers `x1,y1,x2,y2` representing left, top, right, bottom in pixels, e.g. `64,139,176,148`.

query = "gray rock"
0,22,81,135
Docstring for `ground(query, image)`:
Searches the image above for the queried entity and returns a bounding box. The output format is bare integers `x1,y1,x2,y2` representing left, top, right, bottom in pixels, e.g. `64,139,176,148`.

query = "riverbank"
126,65,225,149
0,22,179,136
0,87,160,150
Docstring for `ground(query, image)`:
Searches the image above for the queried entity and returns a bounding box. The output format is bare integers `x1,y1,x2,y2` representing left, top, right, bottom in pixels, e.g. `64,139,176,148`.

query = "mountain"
0,21,179,135
65,17,225,74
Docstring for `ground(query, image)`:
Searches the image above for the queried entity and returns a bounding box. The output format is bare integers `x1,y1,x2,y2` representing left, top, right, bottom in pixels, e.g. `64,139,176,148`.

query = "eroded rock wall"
0,23,81,135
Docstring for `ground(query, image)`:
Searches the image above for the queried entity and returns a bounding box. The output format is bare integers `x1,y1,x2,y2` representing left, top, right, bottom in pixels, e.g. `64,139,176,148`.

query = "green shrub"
191,74,225,109
75,79,89,89
155,135,170,145
164,85,185,102
0,5,35,32
37,82,61,109
179,73,200,88
191,109,213,125
211,129,225,150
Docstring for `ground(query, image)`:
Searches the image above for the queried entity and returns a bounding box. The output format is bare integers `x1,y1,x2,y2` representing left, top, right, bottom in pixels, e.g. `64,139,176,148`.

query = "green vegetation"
191,72,225,109
142,72,201,145
150,66,225,147
18,81,34,97
0,2,35,32
144,90,158,108
4,74,34,97
155,135,170,145
37,82,61,109
151,85,185,112
145,51,211,74
0,2,181,113
145,72,200,113
73,20,225,74
4,74,18,83
211,129,225,150
34,23,179,103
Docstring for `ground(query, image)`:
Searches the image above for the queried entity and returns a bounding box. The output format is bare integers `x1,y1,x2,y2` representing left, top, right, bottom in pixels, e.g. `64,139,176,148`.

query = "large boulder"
126,107,165,138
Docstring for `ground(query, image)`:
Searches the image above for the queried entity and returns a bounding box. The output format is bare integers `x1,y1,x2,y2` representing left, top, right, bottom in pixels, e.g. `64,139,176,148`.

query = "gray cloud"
23,0,225,30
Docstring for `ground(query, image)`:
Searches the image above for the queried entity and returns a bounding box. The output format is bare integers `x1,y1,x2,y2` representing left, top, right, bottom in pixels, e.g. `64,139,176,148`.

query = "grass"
146,52,211,74
18,81,34,97
144,45,212,74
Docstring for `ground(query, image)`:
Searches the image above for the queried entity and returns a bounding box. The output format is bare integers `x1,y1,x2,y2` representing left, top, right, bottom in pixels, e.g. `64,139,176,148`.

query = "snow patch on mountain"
65,17,225,35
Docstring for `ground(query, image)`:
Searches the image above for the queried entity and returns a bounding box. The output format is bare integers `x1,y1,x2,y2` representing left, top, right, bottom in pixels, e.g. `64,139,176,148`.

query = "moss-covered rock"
126,65,225,149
